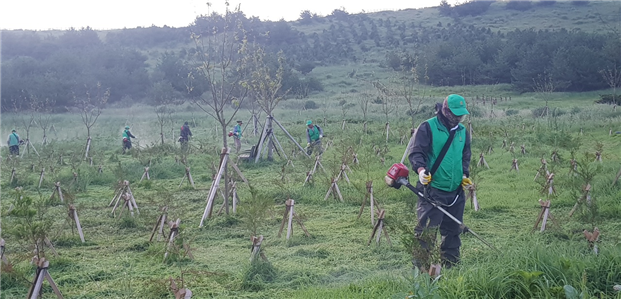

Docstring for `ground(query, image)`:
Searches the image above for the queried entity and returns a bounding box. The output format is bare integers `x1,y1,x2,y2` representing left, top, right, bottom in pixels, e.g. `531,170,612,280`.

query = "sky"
0,0,451,31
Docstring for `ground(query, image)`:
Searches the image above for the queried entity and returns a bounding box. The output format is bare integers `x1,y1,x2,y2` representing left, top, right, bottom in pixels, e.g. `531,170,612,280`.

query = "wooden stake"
10,167,16,183
164,218,181,261
569,184,591,217
200,148,228,226
170,277,192,299
250,235,267,262
150,207,168,242
357,181,381,225
230,162,249,184
324,178,344,202
1,238,7,265
467,184,479,211
27,257,63,299
583,227,600,255
532,199,553,233
534,158,548,181
367,210,391,246
140,167,150,182
510,159,519,172
477,153,489,169
38,168,45,188
84,137,92,160
69,205,85,243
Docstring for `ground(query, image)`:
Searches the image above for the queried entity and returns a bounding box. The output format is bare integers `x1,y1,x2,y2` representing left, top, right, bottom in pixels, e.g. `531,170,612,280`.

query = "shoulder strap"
428,128,457,177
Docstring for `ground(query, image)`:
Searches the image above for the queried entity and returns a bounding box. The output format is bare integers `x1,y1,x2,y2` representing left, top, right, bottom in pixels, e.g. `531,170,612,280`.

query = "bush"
304,100,318,109
506,1,532,11
535,0,556,6
505,109,519,116
571,1,589,6
532,107,564,118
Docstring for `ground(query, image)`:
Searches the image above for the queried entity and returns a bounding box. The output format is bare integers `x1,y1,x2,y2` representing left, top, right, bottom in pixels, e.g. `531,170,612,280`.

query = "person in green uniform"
408,94,472,270
122,126,137,154
305,120,323,156
232,120,243,153
7,129,21,156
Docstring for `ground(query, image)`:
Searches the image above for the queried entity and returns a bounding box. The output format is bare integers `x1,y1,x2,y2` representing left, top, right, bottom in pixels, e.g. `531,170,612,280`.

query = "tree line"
2,1,620,111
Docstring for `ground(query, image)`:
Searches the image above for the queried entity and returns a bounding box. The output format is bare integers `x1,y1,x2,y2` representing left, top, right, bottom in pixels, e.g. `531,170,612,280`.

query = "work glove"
307,143,311,148
418,169,431,185
319,134,323,139
461,175,473,189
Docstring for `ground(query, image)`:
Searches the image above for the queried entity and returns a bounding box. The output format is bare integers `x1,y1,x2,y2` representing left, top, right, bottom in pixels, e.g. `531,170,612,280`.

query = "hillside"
1,0,620,110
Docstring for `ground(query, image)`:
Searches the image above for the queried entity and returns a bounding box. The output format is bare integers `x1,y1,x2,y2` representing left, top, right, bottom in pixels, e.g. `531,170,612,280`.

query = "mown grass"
2,88,621,298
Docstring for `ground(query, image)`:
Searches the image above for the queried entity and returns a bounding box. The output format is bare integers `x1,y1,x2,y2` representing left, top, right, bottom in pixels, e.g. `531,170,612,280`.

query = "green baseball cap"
447,94,469,116
306,120,312,126
125,126,130,129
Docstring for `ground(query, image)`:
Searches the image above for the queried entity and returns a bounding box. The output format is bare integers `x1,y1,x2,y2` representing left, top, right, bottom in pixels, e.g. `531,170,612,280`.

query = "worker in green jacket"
408,94,472,270
232,120,243,153
7,129,21,156
305,120,323,155
122,126,137,154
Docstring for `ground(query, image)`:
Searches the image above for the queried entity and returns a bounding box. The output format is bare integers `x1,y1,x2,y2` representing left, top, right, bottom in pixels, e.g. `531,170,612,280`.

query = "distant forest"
1,0,620,111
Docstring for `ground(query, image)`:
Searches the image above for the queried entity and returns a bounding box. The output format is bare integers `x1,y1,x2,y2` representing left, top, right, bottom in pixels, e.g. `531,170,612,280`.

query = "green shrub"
304,100,318,109
505,109,519,116
241,260,277,291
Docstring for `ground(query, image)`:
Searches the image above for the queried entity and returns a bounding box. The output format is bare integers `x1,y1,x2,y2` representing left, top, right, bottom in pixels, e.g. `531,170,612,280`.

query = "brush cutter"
385,163,499,252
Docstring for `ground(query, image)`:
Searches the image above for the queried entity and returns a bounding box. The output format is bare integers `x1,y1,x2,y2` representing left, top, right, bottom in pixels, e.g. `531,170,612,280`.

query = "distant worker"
305,120,324,156
122,126,136,154
230,120,243,153
7,129,21,156
180,121,193,151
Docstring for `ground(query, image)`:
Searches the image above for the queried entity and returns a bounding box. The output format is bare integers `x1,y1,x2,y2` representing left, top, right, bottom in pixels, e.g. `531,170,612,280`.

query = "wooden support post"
27,257,63,299
1,238,7,265
335,163,351,184
569,184,591,217
170,277,192,299
324,178,344,202
534,158,548,181
272,117,311,159
140,167,150,182
231,182,239,214
185,167,195,189
521,144,526,155
10,167,16,183
276,199,309,239
510,159,519,172
98,165,103,174
53,182,64,203
38,168,45,188
69,205,85,243
467,184,479,211
477,153,489,169
595,151,602,163
150,207,168,242
164,218,181,261
357,181,381,226
84,137,92,160
250,235,267,262
200,148,228,226
542,173,556,196
583,227,600,255
367,210,391,247
532,199,553,233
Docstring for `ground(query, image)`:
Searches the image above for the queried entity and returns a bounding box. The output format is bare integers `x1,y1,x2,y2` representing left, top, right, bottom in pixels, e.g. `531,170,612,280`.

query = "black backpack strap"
428,128,457,177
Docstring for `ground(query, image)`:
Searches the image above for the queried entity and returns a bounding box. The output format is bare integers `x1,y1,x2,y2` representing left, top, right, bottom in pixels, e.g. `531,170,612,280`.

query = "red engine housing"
387,163,409,180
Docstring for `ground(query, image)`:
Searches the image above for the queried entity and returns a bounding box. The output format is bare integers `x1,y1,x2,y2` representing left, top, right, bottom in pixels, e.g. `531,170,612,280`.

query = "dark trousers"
9,145,19,155
123,140,132,152
414,182,465,265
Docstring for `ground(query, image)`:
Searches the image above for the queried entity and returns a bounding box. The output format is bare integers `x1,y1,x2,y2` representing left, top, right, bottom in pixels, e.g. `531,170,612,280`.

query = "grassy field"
2,86,621,298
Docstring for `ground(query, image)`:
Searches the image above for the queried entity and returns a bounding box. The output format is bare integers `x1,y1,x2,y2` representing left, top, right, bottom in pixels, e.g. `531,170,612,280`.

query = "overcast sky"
0,0,451,31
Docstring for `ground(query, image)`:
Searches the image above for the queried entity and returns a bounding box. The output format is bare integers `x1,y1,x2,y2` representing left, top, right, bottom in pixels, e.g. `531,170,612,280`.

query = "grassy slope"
2,90,621,298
